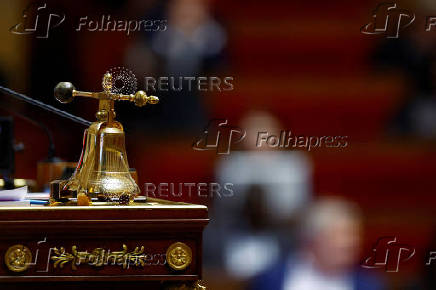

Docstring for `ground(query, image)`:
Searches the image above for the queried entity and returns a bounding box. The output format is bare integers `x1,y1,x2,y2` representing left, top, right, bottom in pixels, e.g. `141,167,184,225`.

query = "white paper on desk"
25,192,49,200
0,186,28,201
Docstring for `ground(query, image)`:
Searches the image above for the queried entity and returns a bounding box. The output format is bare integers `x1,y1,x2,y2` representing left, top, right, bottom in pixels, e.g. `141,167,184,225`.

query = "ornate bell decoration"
52,72,158,204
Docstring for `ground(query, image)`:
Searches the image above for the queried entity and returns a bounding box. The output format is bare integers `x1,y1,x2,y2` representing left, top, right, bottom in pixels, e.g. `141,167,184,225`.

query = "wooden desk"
0,198,208,289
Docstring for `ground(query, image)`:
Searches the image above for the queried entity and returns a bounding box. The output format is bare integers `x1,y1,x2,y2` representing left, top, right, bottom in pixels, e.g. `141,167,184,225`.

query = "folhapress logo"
193,119,246,155
193,120,349,155
361,237,415,272
10,2,65,39
10,2,167,39
361,3,415,38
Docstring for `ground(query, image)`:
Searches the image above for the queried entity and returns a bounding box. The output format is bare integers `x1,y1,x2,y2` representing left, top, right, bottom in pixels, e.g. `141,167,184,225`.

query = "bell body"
52,73,158,204
63,120,140,201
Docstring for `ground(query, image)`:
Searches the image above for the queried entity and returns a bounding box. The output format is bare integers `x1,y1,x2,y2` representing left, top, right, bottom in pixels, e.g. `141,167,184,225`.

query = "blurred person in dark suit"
372,2,436,139
125,0,227,133
248,198,385,290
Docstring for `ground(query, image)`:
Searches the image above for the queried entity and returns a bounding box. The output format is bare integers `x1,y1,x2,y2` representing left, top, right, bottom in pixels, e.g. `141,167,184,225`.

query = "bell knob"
54,82,76,104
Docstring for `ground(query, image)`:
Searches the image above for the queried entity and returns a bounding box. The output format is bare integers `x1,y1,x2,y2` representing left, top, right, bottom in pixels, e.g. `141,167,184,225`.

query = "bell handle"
55,82,158,107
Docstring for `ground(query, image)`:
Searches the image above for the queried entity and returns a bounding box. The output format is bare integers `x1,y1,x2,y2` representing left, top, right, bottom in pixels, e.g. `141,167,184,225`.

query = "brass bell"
52,73,158,204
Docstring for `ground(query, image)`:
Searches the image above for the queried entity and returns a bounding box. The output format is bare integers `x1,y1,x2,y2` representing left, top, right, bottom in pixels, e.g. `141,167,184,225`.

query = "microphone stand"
0,84,90,189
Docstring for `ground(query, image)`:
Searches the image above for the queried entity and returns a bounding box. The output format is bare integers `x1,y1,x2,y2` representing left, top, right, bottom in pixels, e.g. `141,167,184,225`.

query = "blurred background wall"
0,0,436,289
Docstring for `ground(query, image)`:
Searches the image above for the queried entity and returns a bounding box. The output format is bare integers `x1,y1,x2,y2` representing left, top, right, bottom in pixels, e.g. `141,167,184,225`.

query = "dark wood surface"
0,198,208,289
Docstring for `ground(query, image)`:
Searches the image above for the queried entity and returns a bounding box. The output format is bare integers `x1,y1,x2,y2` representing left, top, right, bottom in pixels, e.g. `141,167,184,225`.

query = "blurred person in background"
204,111,312,280
372,1,436,139
124,0,227,133
248,197,385,290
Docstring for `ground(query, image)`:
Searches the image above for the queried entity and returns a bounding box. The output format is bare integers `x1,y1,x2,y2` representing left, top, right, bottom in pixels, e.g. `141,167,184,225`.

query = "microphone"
0,84,91,127
0,84,91,190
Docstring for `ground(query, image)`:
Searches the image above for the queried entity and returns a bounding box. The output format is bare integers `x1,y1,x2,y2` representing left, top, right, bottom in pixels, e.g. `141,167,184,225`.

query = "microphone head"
54,82,75,104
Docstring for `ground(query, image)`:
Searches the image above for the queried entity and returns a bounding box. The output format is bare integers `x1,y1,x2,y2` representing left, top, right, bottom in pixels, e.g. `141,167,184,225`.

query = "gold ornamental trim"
166,242,192,271
164,280,206,290
4,244,32,272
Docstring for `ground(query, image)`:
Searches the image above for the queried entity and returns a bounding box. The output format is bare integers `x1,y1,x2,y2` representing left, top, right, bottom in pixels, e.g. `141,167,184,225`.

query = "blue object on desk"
28,200,49,205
